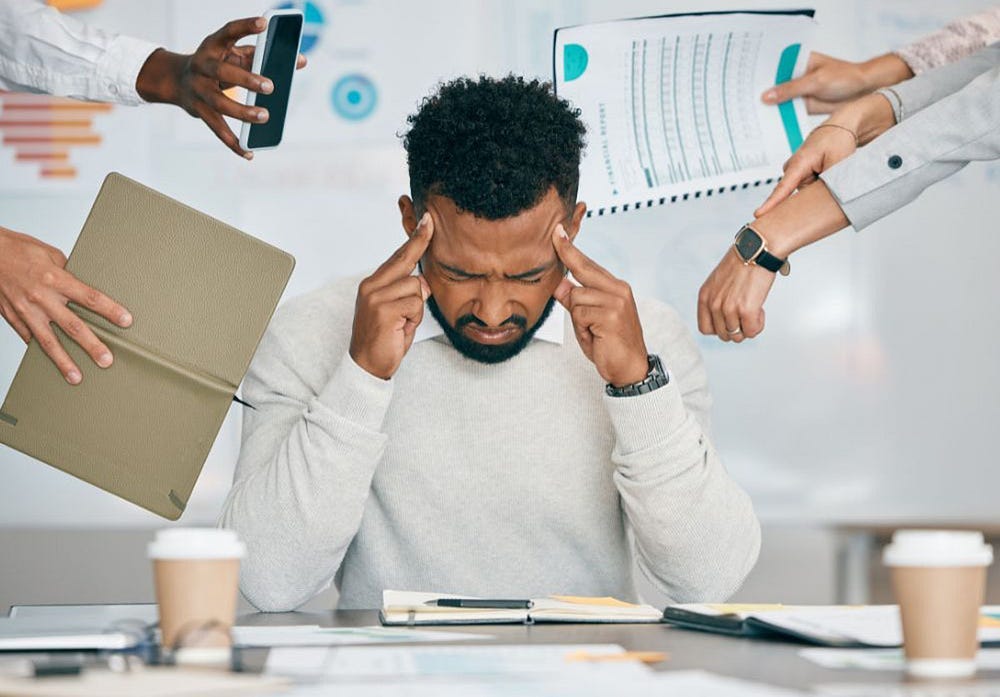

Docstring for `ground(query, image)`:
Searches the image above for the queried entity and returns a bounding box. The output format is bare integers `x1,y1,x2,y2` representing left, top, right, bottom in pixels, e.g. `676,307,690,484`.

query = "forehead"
426,189,565,269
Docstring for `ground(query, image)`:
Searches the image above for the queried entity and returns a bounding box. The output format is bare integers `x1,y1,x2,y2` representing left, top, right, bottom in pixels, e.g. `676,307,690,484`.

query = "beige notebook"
380,590,663,626
0,173,294,520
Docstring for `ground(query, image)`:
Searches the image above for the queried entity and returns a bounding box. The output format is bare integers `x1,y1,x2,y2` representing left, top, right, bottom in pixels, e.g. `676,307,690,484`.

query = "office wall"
0,0,998,606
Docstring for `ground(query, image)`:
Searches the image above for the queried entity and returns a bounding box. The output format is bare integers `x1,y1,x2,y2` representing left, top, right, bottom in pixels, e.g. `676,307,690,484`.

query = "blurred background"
1,0,998,613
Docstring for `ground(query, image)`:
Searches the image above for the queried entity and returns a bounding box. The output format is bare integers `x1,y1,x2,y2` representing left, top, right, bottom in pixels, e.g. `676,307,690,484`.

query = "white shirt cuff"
95,34,160,106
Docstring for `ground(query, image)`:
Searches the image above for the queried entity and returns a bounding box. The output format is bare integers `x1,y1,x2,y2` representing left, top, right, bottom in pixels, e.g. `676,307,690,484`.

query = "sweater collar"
412,301,566,345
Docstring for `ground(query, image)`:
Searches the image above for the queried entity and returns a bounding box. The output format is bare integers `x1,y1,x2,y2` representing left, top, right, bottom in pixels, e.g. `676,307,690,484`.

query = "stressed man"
221,75,760,611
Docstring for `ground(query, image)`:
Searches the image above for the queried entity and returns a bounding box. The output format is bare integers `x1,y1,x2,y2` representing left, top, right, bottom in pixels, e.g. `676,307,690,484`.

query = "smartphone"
238,9,304,152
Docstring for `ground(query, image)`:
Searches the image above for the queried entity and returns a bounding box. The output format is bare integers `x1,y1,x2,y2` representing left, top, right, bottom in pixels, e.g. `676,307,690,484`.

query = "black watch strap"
755,249,786,273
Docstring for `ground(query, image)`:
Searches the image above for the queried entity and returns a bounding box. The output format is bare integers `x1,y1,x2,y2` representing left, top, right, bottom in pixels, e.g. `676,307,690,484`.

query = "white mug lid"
883,529,993,568
147,528,245,560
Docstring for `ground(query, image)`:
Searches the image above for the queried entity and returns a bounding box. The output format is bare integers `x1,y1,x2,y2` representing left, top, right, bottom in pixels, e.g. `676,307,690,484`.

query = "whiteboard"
0,0,997,526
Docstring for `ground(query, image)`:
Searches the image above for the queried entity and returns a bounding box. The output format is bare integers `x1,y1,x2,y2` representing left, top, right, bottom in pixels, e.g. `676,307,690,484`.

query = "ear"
563,201,587,244
398,195,419,237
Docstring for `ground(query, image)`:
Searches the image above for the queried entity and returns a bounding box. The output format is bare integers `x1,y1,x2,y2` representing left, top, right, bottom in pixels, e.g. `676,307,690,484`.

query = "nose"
472,280,515,327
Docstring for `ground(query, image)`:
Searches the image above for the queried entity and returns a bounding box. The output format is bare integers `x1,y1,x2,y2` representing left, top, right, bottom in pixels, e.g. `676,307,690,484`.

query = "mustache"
455,314,528,331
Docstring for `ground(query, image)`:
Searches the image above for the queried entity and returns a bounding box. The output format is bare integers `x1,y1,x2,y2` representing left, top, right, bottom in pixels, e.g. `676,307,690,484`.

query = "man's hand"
350,214,433,380
136,17,308,159
552,225,649,387
697,250,776,343
0,226,133,384
761,52,913,114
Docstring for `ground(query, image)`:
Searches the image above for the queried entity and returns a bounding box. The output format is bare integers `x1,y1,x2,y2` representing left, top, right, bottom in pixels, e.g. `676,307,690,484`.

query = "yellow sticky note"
550,595,641,608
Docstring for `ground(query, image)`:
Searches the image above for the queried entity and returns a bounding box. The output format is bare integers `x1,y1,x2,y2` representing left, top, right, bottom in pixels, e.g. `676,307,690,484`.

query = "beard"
425,295,557,365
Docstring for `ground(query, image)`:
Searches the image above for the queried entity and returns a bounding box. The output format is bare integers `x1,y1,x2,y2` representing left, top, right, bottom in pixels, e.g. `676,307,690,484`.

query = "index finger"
210,17,266,48
551,224,619,291
371,213,435,285
57,270,132,328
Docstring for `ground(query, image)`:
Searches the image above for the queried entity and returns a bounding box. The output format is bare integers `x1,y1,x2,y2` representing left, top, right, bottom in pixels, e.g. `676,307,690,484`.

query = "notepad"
0,173,294,520
0,617,141,651
553,9,816,216
380,590,662,626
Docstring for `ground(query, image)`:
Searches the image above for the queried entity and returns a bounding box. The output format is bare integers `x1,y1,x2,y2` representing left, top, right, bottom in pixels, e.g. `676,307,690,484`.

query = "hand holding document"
554,10,816,217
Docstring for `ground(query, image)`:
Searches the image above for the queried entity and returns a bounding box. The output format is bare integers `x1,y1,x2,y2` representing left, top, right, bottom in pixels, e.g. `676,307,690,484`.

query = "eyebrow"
437,260,556,280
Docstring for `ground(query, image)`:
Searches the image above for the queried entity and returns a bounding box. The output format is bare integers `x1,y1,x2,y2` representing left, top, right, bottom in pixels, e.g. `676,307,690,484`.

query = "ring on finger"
726,326,743,335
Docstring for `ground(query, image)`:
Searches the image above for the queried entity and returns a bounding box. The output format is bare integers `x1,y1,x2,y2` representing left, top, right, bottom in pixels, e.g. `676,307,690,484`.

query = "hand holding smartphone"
239,9,304,151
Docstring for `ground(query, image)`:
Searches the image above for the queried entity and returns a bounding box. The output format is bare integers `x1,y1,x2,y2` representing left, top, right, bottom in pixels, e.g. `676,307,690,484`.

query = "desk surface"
236,610,1000,691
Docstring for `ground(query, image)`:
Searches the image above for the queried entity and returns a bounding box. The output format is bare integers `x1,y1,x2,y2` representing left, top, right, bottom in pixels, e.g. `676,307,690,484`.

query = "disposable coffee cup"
883,529,993,678
148,528,245,663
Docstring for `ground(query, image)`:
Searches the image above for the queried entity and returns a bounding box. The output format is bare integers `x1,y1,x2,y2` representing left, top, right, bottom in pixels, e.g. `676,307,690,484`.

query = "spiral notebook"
0,173,294,520
553,9,816,217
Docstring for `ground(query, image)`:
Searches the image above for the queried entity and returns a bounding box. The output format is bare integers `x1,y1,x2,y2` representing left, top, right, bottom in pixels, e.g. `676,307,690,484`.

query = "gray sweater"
220,277,760,611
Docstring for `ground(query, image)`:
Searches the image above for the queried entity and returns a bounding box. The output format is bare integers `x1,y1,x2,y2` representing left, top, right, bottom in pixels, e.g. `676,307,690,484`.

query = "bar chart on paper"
555,10,815,216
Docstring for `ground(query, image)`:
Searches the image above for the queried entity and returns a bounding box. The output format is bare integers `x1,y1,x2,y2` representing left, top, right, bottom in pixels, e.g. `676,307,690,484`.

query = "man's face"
399,187,585,364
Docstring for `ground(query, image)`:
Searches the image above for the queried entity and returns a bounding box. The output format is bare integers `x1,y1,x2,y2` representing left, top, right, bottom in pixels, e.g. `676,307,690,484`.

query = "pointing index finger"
551,224,618,292
372,213,435,285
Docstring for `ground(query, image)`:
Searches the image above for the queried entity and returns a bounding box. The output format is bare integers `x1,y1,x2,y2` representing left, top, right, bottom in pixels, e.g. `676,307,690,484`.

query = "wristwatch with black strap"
732,223,791,276
605,354,669,398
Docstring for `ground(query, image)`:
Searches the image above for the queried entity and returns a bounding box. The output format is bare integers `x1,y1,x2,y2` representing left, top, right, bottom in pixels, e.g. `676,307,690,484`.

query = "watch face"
735,227,764,262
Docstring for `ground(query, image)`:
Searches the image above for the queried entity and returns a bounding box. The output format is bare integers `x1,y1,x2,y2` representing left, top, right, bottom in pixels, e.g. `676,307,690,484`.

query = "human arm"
0,1,305,157
760,6,1000,112
552,227,760,601
219,222,432,612
0,225,133,384
699,53,1000,342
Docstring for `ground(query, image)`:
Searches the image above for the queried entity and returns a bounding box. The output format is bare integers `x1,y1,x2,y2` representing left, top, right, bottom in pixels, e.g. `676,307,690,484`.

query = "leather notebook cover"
0,173,294,520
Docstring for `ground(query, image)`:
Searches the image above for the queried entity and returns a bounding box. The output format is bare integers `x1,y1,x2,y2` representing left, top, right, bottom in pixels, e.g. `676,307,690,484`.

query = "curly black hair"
402,74,586,220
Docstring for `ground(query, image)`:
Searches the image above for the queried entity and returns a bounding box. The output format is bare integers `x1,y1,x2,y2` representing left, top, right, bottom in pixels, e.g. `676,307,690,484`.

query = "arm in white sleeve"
822,60,1000,231
607,302,761,603
0,0,159,104
219,323,394,612
895,5,1000,74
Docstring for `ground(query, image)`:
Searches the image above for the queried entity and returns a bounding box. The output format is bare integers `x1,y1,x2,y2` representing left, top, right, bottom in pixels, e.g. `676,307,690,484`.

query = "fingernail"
418,212,430,229
119,311,132,327
244,151,254,160
256,109,268,122
97,352,113,368
255,17,266,29
420,282,430,301
556,224,569,240
67,370,81,385
762,89,776,103
260,80,274,94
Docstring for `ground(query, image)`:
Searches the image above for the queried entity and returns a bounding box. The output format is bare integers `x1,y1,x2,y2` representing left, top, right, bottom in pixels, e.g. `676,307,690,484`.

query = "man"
221,75,760,611
0,3,306,384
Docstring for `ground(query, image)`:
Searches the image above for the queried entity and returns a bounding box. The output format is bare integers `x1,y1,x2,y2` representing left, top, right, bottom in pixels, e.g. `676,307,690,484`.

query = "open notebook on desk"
663,604,1000,648
380,590,662,626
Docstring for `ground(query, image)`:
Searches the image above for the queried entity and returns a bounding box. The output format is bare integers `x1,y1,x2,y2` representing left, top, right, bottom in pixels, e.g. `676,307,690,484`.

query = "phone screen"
247,13,303,149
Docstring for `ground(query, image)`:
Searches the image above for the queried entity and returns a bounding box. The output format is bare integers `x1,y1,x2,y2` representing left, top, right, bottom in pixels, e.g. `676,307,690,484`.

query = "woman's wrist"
859,53,915,91
753,181,850,259
826,92,896,146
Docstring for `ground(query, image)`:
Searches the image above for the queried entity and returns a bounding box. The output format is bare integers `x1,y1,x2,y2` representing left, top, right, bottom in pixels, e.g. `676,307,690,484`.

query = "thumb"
761,72,817,105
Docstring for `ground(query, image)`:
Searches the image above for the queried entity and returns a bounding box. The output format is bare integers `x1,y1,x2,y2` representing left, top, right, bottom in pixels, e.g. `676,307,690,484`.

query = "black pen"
426,598,534,609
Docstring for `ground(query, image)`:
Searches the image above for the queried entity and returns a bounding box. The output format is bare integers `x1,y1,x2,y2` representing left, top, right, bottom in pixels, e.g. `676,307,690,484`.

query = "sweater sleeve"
606,303,761,603
895,6,1000,75
219,321,394,612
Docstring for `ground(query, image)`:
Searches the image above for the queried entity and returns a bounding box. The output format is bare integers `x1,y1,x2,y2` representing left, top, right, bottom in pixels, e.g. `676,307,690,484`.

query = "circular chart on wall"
273,0,325,54
330,74,378,121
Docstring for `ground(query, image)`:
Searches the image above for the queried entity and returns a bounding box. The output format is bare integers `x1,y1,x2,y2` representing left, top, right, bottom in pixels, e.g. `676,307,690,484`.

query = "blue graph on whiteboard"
331,74,378,121
274,0,325,54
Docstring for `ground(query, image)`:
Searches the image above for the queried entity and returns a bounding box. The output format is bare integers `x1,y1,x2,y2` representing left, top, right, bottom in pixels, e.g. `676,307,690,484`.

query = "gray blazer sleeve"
820,44,1000,231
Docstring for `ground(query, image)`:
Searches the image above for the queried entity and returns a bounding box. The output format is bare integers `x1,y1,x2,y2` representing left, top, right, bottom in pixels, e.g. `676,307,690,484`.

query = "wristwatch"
732,224,791,276
605,354,669,398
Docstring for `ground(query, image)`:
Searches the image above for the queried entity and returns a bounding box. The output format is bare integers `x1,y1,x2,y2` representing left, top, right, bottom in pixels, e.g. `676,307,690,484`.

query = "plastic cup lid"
147,528,245,560
883,529,993,567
